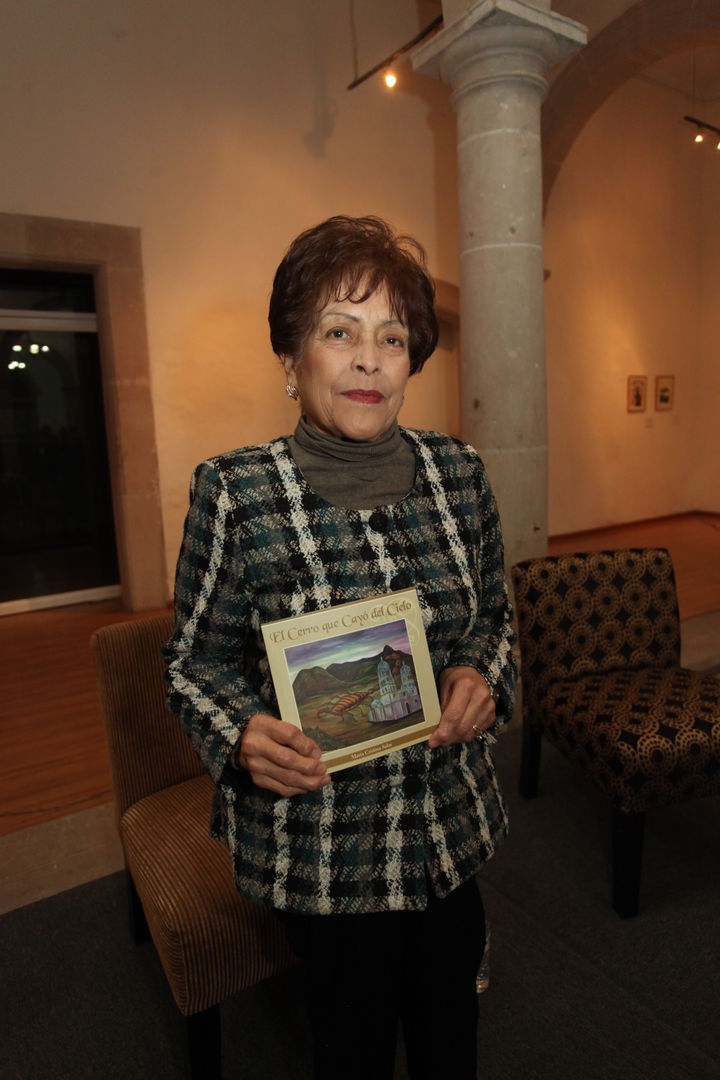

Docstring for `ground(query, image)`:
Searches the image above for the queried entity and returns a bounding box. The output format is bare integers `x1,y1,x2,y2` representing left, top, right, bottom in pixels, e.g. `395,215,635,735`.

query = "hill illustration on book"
262,589,441,771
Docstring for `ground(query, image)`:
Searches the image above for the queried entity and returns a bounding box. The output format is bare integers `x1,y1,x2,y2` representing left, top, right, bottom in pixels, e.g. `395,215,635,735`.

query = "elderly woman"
164,215,516,1080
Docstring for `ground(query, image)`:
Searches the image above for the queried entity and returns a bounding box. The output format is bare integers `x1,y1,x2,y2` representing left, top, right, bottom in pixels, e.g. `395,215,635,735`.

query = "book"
261,588,441,772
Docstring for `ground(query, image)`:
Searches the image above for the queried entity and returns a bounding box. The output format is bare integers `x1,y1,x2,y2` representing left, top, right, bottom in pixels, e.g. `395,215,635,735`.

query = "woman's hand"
429,666,495,749
235,713,330,797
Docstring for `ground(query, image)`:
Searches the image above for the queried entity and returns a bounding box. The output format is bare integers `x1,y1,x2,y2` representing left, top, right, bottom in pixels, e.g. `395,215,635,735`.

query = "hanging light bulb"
684,52,720,152
685,116,720,145
346,13,442,91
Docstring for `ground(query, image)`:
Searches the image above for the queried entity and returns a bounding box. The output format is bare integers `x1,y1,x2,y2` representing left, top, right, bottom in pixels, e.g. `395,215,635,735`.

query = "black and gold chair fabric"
511,548,720,917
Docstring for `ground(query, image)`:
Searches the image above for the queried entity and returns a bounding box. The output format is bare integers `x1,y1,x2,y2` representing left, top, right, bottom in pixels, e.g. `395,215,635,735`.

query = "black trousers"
284,877,486,1080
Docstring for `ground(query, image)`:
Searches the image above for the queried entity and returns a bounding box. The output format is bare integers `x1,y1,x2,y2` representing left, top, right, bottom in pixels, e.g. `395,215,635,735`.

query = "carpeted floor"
2,720,719,1080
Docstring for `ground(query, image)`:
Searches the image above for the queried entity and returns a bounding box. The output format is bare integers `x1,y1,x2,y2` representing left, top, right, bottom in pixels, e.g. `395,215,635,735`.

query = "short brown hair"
268,215,438,375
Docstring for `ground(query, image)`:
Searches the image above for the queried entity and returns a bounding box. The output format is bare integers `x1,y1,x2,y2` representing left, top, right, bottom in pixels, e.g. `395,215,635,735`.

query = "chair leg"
611,808,645,918
186,1004,222,1080
519,716,542,799
126,869,150,945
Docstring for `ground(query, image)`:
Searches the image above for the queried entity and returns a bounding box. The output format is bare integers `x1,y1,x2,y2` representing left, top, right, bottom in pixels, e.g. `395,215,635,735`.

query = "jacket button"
368,510,389,533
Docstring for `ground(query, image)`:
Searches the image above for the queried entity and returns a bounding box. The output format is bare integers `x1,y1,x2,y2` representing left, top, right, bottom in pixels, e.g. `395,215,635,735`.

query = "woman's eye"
327,327,349,340
385,335,406,348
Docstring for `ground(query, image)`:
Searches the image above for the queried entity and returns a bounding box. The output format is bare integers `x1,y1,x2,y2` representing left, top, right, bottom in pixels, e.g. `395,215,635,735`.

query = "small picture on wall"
655,375,674,411
627,375,647,413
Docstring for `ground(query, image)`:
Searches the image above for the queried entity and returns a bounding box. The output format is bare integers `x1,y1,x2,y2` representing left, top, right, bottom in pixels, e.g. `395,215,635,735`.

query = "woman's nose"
352,337,380,373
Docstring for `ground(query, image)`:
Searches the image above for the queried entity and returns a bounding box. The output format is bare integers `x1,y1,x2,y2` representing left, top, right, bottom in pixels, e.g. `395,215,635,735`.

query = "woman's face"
285,286,411,442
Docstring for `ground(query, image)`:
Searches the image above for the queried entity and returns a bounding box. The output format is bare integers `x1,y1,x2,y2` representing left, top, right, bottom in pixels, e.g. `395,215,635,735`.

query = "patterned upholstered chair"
511,548,720,917
91,613,295,1080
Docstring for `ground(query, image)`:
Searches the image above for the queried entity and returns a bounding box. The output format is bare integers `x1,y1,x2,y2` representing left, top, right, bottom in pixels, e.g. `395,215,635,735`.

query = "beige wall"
1,0,459,592
696,140,720,511
4,0,714,590
544,71,718,534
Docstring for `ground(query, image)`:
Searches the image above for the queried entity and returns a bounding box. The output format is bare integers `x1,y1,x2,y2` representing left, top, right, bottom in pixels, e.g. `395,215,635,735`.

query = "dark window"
0,270,119,604
0,269,96,313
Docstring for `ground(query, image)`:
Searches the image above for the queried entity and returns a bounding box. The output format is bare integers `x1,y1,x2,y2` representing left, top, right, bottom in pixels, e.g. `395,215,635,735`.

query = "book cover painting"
261,588,441,772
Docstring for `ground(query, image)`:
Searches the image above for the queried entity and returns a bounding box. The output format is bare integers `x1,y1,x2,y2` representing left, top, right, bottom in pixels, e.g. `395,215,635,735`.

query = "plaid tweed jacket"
164,428,517,914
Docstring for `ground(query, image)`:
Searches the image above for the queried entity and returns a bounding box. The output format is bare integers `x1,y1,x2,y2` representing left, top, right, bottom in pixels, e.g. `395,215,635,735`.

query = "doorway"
0,269,120,612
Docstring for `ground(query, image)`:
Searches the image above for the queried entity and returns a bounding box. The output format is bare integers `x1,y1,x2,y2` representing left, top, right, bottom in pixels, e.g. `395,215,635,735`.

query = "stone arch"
542,0,720,212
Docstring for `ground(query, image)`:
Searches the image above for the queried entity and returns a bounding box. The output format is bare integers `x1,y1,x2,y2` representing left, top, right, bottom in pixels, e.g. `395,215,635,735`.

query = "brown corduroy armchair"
511,548,720,918
91,613,295,1080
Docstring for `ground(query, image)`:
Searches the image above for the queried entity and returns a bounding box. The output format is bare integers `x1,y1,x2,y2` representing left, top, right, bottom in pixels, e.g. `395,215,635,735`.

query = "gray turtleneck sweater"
287,416,416,509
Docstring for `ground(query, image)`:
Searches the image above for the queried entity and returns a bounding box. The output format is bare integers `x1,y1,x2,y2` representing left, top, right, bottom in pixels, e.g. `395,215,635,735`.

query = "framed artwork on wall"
655,375,674,411
627,375,647,412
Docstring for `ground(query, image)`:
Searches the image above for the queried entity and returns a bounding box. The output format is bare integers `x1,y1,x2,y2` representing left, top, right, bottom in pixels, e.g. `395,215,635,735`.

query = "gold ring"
472,723,479,735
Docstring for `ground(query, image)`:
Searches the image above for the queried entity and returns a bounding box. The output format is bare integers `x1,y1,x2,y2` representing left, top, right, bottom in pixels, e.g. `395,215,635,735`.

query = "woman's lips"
342,389,384,404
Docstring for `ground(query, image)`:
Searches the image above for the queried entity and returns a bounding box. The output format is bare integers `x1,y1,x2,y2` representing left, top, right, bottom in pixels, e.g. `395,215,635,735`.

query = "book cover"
261,588,441,772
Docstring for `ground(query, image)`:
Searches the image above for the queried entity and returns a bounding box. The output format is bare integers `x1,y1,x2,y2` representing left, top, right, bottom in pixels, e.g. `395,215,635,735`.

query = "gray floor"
1,610,718,917
0,802,124,916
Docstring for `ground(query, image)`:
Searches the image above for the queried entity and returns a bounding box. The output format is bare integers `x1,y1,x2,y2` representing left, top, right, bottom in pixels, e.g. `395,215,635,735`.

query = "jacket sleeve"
163,460,268,784
442,457,518,729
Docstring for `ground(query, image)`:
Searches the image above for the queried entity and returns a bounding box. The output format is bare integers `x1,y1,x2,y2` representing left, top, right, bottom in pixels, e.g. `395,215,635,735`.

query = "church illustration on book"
369,654,422,723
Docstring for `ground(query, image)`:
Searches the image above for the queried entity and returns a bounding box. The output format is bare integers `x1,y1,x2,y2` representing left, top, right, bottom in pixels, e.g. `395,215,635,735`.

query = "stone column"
413,1,585,570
